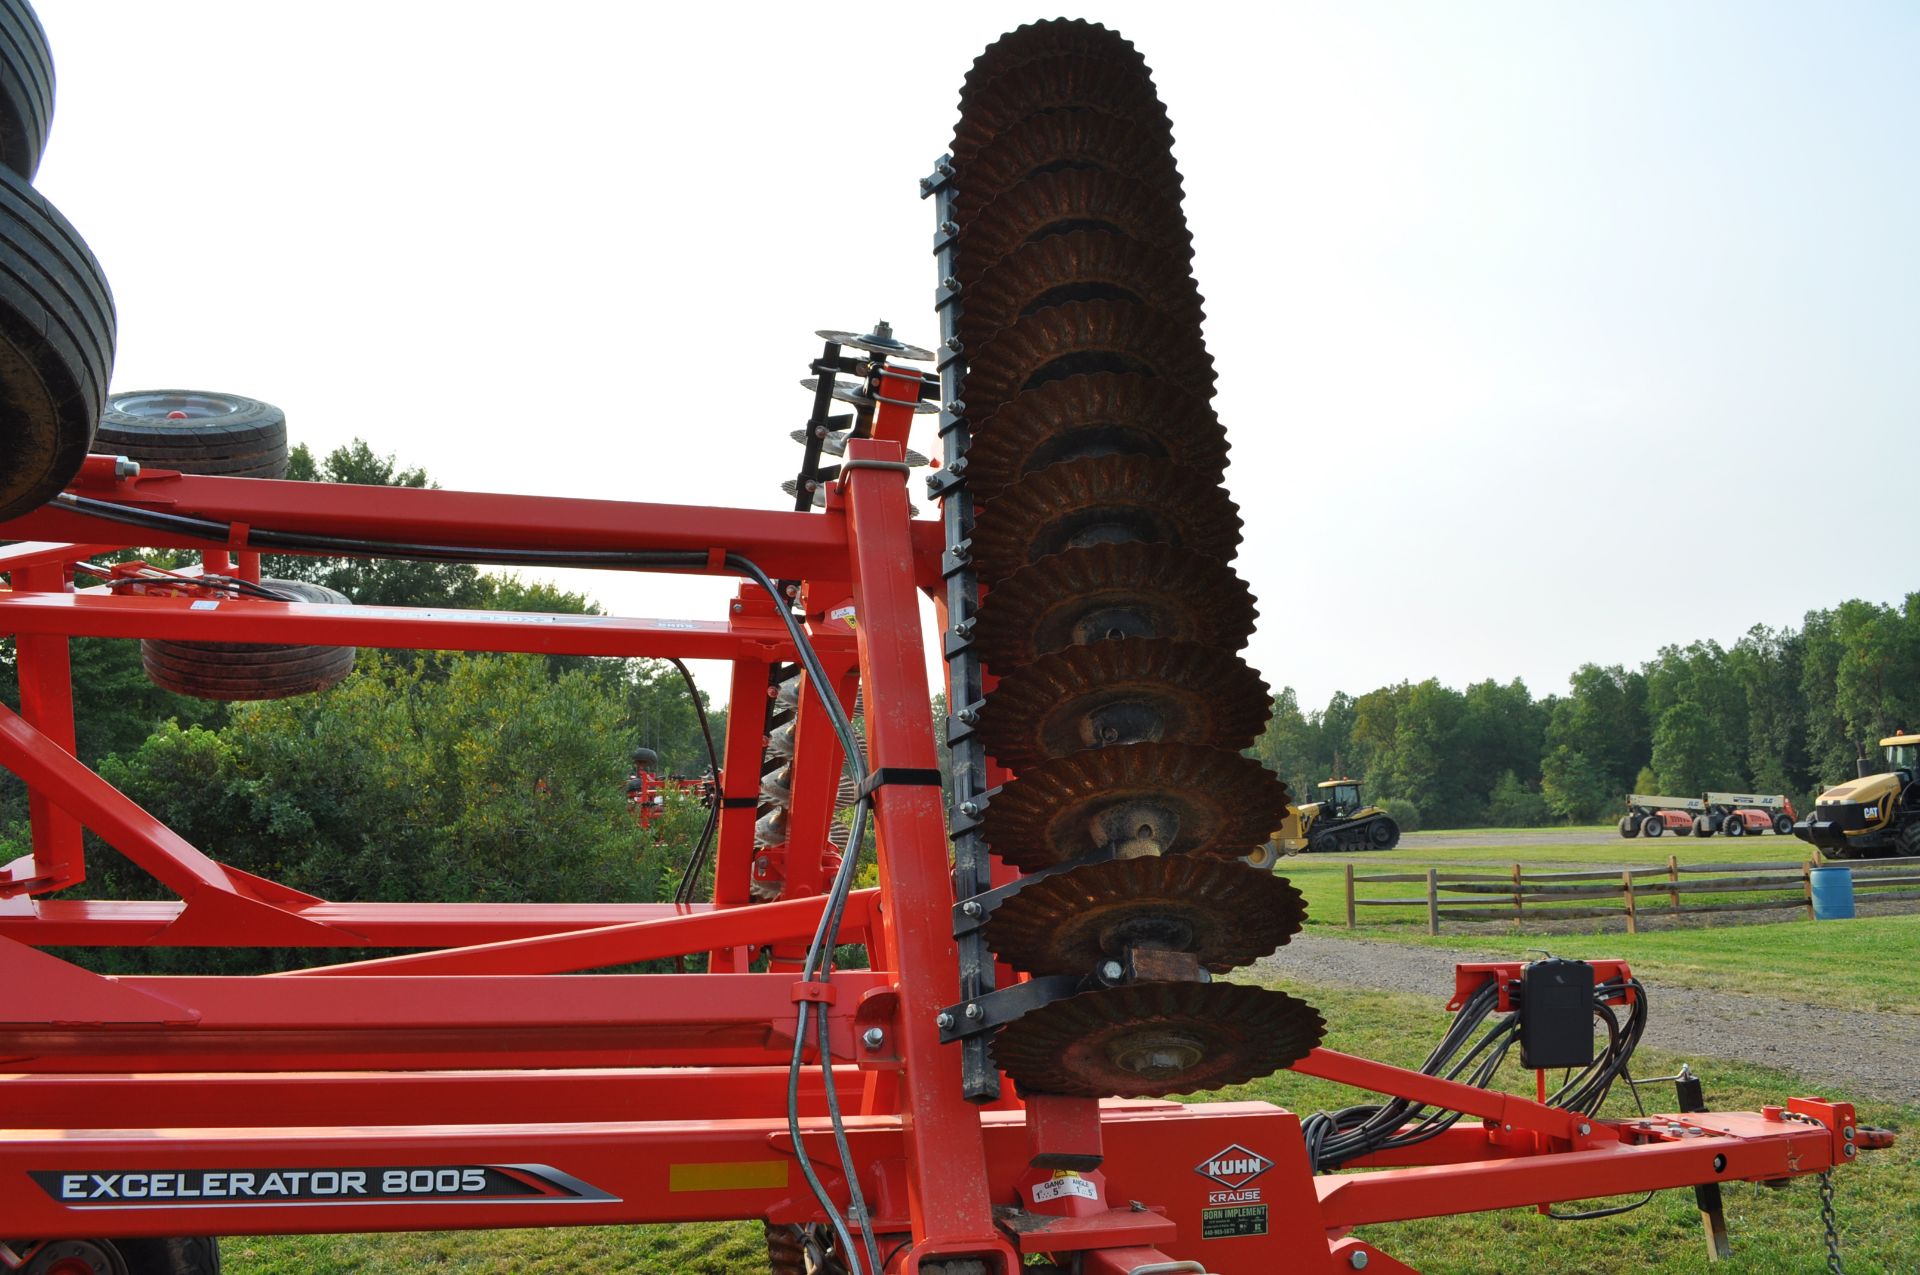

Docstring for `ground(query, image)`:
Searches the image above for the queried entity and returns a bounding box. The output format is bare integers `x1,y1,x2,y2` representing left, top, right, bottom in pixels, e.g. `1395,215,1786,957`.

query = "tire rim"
110,390,246,421
24,1239,128,1275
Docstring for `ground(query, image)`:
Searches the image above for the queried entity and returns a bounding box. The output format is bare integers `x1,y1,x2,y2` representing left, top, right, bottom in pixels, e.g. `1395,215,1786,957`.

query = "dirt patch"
1255,932,1920,1106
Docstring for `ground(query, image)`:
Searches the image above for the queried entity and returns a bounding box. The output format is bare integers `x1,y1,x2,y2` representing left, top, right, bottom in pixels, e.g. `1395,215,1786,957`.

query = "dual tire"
0,0,118,525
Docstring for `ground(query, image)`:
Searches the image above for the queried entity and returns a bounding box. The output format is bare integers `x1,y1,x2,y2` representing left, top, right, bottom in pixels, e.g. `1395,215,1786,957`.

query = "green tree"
95,653,668,915
1648,700,1732,797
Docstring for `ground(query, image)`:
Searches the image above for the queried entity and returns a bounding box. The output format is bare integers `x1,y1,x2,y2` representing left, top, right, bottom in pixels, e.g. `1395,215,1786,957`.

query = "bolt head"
945,336,963,351
1101,960,1126,982
962,900,983,917
956,708,977,723
862,1027,886,1050
960,802,979,817
936,1012,954,1030
730,601,743,614
964,1002,983,1020
942,276,960,291
1350,1252,1370,1270
1578,1122,1591,1136
944,399,967,414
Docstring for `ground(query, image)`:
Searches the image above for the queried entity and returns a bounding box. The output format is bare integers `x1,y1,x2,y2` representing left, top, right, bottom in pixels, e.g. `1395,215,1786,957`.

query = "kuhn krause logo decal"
33,1164,617,1209
1196,1144,1273,1205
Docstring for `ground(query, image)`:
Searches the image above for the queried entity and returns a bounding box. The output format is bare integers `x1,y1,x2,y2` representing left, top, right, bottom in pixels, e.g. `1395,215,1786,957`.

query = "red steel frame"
0,392,1881,1272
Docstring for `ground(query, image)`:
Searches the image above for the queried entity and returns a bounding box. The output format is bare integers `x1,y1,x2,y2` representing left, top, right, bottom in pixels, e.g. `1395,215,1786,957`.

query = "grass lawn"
217,978,1916,1274
1272,833,1920,1017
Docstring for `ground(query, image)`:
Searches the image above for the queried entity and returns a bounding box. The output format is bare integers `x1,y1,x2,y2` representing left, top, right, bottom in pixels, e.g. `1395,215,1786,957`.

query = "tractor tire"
1773,813,1795,836
96,390,289,478
0,164,117,524
140,579,355,701
1310,832,1337,855
1723,817,1744,838
1617,816,1635,838
1641,816,1663,838
115,1237,221,1275
1368,816,1399,850
1674,822,1691,836
0,0,54,181
1895,821,1920,857
1693,816,1715,837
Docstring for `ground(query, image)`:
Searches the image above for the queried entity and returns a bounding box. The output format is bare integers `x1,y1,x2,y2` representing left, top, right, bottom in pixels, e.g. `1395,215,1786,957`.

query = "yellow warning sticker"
668,1161,790,1193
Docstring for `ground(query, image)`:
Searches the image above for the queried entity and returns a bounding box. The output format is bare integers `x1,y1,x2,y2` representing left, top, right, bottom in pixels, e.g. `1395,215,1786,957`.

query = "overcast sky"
28,2,1920,712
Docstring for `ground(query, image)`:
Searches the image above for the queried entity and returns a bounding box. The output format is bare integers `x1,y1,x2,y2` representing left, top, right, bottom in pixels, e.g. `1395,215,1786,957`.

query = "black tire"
1773,813,1795,836
20,1238,128,1275
1723,816,1744,838
0,0,54,181
115,1237,220,1275
0,163,116,523
1674,822,1691,836
1894,821,1920,858
140,579,355,701
1309,832,1337,855
97,389,288,478
1693,815,1715,838
1617,815,1636,838
1641,816,1663,838
1367,816,1399,850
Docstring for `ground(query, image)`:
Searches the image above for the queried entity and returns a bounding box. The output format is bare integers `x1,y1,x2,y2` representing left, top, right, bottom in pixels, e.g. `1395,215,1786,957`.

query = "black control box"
1519,958,1596,1070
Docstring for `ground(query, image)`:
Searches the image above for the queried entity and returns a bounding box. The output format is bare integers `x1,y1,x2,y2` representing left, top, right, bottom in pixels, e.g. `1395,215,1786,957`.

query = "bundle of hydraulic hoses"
951,20,1326,1098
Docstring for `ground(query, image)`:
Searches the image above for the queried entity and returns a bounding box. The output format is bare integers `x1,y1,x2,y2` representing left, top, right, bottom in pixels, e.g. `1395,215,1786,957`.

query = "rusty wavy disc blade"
960,20,1151,109
957,167,1189,281
955,112,1184,227
953,55,1172,166
967,373,1227,503
979,638,1270,769
985,855,1306,976
974,542,1257,668
963,299,1215,417
969,455,1241,585
992,982,1326,1098
983,742,1290,871
958,229,1203,348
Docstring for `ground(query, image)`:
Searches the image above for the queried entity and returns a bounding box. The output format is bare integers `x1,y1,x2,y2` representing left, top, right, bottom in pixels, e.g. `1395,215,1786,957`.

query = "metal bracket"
951,853,1094,937
937,975,1084,1043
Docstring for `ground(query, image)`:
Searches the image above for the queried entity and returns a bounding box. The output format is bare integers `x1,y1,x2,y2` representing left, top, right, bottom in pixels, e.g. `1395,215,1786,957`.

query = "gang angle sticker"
34,1164,617,1209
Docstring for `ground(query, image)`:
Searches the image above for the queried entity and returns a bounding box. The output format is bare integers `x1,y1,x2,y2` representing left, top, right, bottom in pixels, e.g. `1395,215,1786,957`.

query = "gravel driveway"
1255,933,1920,1106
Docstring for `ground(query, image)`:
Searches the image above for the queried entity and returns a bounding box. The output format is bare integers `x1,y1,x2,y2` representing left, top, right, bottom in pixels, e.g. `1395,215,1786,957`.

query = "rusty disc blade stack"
947,19,1325,1098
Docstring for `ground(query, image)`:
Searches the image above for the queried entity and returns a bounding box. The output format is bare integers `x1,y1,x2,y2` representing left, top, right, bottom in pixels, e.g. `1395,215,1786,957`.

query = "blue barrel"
1809,865,1855,920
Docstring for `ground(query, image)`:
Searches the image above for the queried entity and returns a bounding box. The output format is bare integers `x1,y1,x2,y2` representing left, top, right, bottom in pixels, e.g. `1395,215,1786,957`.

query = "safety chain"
1818,1169,1843,1274
1779,1110,1845,1273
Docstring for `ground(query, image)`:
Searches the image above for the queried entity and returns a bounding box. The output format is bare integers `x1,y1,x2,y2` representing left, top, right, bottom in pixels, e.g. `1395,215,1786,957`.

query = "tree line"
1252,600,1919,828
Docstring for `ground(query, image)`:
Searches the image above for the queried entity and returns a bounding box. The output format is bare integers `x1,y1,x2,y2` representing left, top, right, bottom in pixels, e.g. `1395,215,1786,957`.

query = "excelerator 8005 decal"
32,1164,617,1208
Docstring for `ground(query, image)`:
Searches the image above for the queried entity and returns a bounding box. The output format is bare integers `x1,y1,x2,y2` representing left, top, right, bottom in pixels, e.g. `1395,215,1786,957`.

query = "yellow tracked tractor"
1796,732,1920,858
1265,777,1402,856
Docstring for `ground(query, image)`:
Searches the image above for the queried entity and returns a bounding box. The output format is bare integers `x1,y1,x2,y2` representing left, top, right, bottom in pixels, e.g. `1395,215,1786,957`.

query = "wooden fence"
1343,857,1920,935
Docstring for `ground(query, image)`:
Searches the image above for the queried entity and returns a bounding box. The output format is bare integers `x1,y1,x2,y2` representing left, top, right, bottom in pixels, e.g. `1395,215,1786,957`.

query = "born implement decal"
33,1164,616,1209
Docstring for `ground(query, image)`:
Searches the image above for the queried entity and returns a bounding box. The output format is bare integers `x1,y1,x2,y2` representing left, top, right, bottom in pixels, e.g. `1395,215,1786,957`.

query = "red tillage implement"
0,410,1892,1273
0,18,1893,1275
